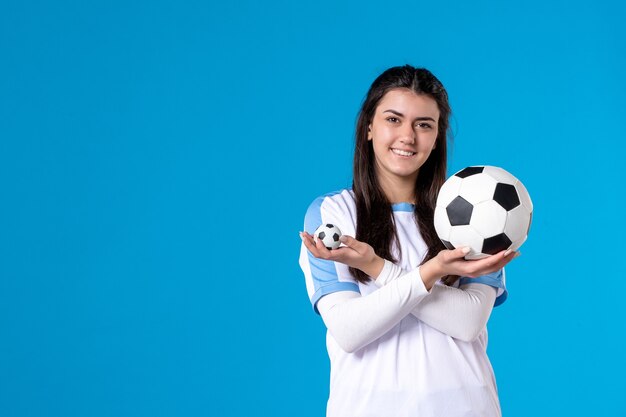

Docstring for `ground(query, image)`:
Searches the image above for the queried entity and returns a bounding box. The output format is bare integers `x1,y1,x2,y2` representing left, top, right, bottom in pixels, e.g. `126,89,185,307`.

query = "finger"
300,231,315,245
476,250,520,275
300,232,321,257
338,234,354,245
496,251,521,268
459,250,508,276
303,233,317,248
301,231,326,256
314,233,333,257
495,249,520,265
476,251,507,268
444,246,471,262
338,235,361,250
489,250,510,265
325,246,354,262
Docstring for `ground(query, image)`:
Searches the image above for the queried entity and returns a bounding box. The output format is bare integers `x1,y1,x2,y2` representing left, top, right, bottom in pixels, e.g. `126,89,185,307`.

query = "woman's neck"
377,171,417,205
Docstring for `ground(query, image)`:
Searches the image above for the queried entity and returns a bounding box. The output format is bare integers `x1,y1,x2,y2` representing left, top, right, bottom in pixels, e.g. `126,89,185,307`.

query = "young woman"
298,65,518,417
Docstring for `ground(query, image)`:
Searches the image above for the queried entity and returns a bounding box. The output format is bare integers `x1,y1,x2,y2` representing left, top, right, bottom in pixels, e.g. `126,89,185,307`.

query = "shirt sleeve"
375,260,502,341
316,268,430,353
299,194,360,314
378,260,508,307
459,268,508,306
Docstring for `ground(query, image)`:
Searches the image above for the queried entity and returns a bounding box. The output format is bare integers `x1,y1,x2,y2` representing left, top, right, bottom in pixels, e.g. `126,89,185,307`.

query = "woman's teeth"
391,149,416,156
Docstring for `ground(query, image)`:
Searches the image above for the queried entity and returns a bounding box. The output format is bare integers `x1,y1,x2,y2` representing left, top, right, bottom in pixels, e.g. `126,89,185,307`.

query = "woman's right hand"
420,247,519,289
300,231,385,277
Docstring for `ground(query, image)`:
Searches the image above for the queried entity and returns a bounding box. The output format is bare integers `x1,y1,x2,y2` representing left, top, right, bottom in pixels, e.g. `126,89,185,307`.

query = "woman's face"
368,88,440,183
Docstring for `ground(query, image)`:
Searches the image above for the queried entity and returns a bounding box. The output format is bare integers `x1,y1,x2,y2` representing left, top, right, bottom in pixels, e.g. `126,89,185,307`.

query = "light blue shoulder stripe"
310,282,359,314
459,269,508,307
304,190,360,314
304,190,344,234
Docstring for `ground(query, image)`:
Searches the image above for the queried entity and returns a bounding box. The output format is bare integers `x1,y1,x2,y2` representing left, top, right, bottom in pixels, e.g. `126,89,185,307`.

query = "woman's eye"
386,117,399,123
416,123,432,129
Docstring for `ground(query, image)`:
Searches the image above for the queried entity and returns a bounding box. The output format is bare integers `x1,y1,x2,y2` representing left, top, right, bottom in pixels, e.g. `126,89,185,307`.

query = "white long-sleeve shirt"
317,260,497,354
299,189,506,417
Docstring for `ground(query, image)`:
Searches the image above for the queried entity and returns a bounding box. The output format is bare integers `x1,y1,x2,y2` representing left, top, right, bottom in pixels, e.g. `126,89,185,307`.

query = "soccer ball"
434,166,533,260
314,223,342,250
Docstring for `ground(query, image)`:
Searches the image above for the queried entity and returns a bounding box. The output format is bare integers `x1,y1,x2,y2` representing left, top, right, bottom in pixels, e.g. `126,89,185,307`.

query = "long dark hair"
350,65,453,284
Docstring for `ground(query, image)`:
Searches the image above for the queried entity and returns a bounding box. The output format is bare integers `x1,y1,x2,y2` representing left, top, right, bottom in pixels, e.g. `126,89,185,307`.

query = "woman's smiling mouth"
391,148,416,157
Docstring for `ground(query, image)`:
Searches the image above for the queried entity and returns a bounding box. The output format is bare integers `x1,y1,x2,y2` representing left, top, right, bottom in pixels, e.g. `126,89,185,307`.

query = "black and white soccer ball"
434,166,533,260
314,223,343,250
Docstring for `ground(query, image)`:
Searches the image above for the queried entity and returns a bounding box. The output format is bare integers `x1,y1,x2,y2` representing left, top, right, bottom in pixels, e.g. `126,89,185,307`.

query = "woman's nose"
400,127,416,144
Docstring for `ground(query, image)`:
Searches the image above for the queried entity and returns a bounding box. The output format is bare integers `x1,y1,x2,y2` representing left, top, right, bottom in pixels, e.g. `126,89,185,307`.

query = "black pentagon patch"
326,223,334,228
446,196,473,226
455,166,484,178
318,231,326,240
493,183,520,210
482,233,512,255
441,239,455,250
332,233,340,242
325,246,332,250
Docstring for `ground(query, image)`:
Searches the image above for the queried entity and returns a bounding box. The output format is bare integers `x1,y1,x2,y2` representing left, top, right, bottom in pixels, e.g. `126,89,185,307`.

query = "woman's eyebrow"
383,109,436,122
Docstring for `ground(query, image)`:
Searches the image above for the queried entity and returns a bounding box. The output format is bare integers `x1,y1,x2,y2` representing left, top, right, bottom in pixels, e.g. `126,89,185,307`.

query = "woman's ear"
367,124,372,141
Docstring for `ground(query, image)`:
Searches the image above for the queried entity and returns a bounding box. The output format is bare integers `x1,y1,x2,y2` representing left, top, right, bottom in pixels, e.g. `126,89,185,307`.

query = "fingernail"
514,252,521,258
462,247,471,254
504,250,512,257
339,236,347,242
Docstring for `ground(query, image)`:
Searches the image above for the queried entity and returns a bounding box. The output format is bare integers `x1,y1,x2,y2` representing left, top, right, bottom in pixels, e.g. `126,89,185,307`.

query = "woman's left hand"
300,231,384,277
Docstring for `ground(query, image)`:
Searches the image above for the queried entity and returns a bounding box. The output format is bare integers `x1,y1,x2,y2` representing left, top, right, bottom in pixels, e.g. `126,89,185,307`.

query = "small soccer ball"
434,166,533,260
314,223,342,250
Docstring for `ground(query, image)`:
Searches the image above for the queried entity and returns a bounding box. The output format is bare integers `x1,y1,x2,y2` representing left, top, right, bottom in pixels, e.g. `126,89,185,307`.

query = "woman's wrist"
418,258,445,290
363,255,385,279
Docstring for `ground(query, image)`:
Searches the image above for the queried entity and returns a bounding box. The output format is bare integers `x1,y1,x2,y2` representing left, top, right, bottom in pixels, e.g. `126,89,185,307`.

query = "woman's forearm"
316,268,431,353
375,260,496,342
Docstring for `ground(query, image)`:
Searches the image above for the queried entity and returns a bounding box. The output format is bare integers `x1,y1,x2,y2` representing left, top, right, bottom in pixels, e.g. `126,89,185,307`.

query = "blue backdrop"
1,0,625,416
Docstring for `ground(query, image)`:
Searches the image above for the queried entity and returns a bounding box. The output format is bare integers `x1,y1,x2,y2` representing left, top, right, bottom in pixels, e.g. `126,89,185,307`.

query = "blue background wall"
1,0,625,416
